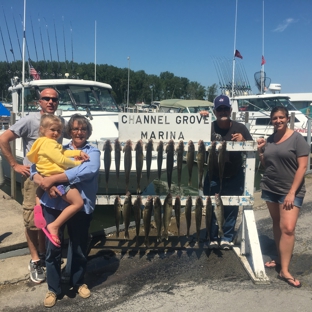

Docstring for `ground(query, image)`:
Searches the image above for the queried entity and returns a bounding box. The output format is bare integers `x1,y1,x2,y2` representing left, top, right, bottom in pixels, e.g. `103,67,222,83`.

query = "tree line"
0,60,218,104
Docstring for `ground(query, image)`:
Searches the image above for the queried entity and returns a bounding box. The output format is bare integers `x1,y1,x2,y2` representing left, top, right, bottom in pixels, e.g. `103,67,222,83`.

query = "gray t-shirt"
9,112,65,166
260,131,309,197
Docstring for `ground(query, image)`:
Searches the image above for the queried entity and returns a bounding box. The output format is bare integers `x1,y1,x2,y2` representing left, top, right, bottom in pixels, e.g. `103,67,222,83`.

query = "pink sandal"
33,205,61,248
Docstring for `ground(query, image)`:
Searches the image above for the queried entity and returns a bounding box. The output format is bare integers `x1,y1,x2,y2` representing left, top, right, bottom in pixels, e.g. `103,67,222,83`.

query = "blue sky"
1,0,312,94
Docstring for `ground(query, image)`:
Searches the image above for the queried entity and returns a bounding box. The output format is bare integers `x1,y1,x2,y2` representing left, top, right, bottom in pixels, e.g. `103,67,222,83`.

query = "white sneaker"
220,241,234,250
208,241,219,249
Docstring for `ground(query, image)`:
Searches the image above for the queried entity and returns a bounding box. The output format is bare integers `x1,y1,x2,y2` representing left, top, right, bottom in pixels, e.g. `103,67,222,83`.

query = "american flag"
29,64,40,80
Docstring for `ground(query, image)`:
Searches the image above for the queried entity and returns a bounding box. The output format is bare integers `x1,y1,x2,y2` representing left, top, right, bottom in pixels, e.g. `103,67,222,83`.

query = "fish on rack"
143,195,153,247
114,196,122,238
123,140,133,193
123,192,132,240
218,141,227,194
205,196,213,241
186,140,195,186
176,140,184,189
163,193,173,240
114,139,122,188
145,139,154,183
195,196,204,243
166,139,175,191
103,140,112,195
214,193,224,238
157,141,164,180
174,195,181,237
197,140,206,190
133,195,142,245
185,195,192,238
207,141,217,195
154,196,162,242
135,140,144,194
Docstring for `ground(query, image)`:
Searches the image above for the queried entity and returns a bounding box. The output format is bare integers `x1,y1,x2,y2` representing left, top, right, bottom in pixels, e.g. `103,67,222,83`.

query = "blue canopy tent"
0,102,10,116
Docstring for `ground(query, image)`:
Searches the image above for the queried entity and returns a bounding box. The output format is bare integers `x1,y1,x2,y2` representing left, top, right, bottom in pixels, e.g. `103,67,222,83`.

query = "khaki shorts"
22,177,40,230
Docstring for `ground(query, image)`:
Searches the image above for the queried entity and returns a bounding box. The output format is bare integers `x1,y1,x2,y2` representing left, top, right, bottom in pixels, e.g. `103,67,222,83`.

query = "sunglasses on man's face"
216,106,230,112
40,97,58,102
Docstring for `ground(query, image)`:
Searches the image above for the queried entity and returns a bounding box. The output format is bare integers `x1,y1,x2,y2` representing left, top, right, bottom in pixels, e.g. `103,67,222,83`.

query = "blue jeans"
203,167,244,242
43,206,92,295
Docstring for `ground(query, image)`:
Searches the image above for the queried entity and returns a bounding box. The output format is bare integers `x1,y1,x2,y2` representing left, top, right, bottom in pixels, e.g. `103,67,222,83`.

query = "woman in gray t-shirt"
257,106,309,288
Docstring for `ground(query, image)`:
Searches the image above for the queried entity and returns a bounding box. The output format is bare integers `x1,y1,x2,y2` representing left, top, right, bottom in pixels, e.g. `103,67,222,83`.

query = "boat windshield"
237,96,299,112
20,84,120,112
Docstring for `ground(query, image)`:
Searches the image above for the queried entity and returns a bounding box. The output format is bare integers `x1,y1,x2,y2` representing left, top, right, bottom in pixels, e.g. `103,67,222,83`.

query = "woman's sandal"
277,275,302,288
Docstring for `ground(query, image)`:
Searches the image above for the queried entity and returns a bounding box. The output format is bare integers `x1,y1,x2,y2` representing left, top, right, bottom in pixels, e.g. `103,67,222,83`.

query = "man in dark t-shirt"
201,95,252,250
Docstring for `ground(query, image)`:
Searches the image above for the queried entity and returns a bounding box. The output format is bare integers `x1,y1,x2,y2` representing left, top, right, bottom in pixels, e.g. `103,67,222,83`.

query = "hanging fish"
143,196,153,247
123,140,132,193
185,195,192,238
103,140,112,195
133,195,142,245
174,195,181,237
156,141,164,180
114,139,122,188
205,196,213,242
145,139,154,183
197,140,206,190
176,140,184,189
218,141,227,194
166,140,175,191
186,140,195,186
207,141,217,195
195,196,203,243
154,196,162,243
135,140,144,194
214,193,224,238
123,192,132,240
163,193,173,240
114,196,122,238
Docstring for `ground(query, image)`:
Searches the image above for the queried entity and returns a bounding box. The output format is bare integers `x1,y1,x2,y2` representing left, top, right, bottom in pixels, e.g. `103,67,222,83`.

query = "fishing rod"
212,57,224,92
12,11,22,59
43,18,53,63
53,19,61,76
30,15,39,62
19,14,31,64
2,6,16,62
0,25,9,64
38,15,47,73
62,16,67,71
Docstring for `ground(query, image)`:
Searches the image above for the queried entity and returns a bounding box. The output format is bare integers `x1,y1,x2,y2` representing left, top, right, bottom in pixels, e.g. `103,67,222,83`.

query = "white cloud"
273,18,295,32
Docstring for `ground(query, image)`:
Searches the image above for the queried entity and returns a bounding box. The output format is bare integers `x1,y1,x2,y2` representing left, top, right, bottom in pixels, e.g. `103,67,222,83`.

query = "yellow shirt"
27,137,81,176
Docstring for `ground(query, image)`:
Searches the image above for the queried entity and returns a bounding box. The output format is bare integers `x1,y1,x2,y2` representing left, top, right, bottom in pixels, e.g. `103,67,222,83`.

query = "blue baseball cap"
213,95,231,109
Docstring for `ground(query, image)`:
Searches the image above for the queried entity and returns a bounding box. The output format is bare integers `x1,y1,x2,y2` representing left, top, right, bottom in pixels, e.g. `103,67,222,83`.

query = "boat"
158,99,215,118
0,77,168,195
231,93,311,141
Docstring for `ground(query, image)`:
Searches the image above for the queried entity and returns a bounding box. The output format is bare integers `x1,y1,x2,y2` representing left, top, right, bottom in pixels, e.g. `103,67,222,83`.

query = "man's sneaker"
220,241,234,250
78,284,91,298
44,291,57,308
28,260,46,283
208,241,219,249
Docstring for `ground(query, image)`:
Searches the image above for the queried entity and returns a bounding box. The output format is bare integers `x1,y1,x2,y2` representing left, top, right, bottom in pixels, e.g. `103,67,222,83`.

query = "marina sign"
118,113,211,142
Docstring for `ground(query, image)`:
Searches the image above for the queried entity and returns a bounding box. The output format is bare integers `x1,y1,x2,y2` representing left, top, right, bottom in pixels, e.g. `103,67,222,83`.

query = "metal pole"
127,56,130,111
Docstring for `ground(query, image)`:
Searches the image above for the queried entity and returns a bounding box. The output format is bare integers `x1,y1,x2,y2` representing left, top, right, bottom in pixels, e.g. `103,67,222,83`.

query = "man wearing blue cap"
201,95,252,249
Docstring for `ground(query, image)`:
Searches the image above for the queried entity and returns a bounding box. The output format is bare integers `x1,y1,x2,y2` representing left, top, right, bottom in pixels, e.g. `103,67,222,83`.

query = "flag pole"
231,0,238,97
21,0,26,117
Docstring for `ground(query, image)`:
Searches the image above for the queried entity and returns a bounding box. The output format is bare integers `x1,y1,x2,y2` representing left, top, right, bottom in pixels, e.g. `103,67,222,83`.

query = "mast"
261,0,265,94
94,20,96,81
231,0,238,97
22,0,26,117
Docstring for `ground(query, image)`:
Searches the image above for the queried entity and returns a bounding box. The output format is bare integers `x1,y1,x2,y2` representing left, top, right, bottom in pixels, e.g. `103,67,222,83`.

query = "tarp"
0,102,10,116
